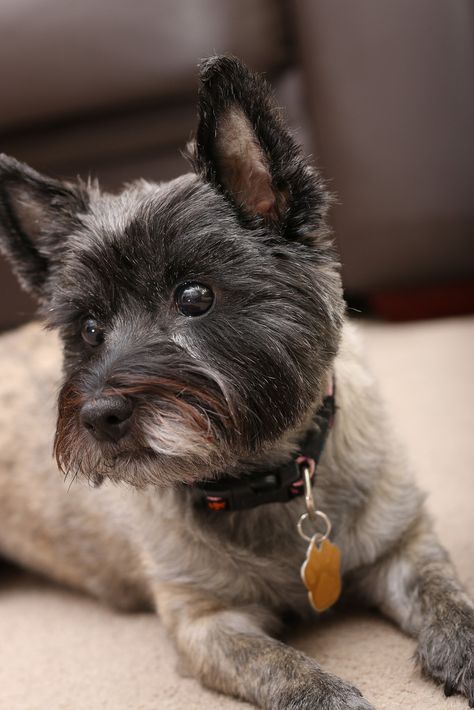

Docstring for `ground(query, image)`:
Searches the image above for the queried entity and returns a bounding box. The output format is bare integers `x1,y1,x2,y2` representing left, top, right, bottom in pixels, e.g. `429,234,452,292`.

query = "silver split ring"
297,510,332,543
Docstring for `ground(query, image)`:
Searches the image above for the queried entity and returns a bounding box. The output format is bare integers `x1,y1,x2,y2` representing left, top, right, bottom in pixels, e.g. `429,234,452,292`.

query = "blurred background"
0,0,473,330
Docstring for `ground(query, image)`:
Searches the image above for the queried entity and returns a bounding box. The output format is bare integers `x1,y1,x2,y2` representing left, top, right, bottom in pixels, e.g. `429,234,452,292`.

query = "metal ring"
297,510,332,543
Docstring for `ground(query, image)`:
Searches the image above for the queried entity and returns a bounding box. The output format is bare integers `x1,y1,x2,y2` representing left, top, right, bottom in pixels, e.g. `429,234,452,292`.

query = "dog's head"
0,56,344,487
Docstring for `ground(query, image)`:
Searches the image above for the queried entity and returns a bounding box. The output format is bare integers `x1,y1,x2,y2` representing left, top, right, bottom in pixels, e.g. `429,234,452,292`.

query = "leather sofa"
1,0,473,330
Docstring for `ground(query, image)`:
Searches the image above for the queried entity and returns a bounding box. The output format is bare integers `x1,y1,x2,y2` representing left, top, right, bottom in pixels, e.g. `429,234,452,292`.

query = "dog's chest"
136,492,313,613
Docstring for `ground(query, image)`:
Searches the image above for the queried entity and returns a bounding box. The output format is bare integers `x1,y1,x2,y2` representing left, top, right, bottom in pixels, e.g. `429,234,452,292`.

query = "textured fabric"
0,317,472,709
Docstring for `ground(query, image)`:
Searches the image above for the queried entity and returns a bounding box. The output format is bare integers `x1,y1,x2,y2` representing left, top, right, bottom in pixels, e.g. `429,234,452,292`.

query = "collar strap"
193,380,335,512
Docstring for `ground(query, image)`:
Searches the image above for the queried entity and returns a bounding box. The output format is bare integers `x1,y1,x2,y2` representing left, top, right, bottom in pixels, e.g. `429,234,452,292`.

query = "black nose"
80,396,133,443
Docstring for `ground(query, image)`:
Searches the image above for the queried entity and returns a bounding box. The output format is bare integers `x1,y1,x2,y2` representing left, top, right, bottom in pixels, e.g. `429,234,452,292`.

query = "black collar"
193,381,335,512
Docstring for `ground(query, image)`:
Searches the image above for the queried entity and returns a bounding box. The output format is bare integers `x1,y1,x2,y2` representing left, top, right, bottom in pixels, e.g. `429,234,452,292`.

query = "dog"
0,56,472,709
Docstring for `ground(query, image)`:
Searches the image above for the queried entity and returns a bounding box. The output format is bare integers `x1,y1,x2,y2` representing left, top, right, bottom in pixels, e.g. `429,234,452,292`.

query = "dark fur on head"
0,56,344,487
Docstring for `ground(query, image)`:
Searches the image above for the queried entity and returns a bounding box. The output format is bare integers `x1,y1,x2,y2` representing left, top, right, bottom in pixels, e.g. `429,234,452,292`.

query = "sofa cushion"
0,0,288,131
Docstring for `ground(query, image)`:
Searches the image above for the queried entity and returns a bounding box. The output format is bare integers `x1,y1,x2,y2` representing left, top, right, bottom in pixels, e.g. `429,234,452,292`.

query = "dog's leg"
350,513,474,705
154,583,374,709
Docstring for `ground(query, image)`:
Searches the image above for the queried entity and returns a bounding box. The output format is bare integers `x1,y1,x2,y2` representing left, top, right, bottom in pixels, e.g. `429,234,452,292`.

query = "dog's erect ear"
192,56,326,238
0,154,89,296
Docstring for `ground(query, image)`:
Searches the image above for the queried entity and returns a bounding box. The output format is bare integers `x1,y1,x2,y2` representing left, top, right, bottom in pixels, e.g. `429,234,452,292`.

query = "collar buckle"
196,378,336,512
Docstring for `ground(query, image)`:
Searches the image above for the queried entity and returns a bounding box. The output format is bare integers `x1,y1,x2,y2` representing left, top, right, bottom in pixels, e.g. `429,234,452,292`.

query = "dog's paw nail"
444,681,454,697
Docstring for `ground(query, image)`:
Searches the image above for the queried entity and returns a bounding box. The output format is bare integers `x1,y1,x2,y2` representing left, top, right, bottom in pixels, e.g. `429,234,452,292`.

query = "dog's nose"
80,396,133,443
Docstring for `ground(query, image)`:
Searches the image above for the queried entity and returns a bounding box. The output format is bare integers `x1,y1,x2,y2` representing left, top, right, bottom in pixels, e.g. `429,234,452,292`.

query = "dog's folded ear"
191,55,327,239
0,155,89,297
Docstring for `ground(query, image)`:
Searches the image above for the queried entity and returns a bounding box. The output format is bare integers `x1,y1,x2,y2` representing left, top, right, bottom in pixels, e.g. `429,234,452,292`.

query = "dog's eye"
175,282,214,317
81,318,105,346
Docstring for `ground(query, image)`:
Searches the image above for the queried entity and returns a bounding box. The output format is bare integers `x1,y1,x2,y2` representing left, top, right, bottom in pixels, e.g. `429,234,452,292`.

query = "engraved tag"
300,537,342,612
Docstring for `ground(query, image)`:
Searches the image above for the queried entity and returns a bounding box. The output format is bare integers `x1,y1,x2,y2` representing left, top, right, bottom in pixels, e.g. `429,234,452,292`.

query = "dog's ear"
191,56,327,239
0,154,89,297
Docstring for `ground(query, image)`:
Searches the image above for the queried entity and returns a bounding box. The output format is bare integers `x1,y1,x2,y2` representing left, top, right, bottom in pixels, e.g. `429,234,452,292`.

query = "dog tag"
300,537,341,612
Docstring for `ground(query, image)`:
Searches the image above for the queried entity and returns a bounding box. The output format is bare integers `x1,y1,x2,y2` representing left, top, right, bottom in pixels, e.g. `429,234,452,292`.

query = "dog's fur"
0,57,473,709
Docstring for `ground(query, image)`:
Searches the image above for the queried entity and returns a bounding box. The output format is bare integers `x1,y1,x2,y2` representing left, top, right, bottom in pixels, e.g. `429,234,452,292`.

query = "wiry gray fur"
0,56,472,709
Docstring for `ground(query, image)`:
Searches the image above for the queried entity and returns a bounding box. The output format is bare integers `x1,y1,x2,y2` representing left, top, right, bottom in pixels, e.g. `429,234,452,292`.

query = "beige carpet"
0,317,473,710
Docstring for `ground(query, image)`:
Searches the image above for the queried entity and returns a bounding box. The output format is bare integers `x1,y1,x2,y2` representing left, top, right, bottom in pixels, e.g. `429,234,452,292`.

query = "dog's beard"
54,369,240,487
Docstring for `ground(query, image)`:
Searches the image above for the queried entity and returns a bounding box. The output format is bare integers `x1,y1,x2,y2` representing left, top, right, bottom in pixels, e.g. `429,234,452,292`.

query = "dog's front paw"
416,602,474,706
276,672,375,710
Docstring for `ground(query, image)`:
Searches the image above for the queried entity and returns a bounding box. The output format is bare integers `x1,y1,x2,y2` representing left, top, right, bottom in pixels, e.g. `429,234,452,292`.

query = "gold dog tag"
300,537,341,612
295,456,341,612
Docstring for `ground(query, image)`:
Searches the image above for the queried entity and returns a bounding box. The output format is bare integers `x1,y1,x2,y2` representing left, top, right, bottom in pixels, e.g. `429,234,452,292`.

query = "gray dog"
0,57,472,709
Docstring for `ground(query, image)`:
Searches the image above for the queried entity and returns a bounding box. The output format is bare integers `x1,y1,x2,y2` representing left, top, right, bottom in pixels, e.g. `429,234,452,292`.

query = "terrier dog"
0,57,472,709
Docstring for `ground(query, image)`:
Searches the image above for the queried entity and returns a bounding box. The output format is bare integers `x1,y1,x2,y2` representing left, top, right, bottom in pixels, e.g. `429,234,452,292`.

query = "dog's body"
0,319,420,614
0,57,473,709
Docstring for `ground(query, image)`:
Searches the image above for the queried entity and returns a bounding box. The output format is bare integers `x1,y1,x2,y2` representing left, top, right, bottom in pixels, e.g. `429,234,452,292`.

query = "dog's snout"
80,396,133,443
